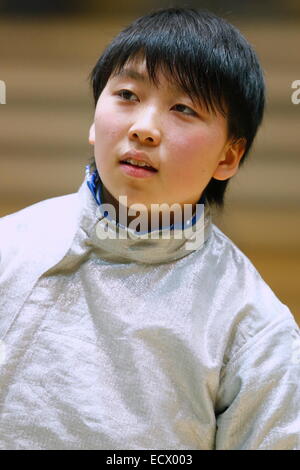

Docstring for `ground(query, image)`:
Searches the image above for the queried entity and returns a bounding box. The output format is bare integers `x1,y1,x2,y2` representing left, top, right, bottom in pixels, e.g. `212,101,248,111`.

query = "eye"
172,104,198,116
116,89,138,101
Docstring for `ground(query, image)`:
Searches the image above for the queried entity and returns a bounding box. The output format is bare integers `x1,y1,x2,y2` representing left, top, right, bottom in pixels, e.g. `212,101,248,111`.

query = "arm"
214,318,300,450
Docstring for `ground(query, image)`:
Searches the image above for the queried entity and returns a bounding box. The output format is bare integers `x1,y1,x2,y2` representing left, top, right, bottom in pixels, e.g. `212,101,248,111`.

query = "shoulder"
204,223,298,360
210,222,295,319
1,191,78,226
0,192,80,268
204,222,266,291
210,223,256,268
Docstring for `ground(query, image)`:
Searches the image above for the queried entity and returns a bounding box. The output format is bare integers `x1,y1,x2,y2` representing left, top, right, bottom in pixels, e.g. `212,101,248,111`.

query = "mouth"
120,150,158,171
119,160,158,179
120,160,158,172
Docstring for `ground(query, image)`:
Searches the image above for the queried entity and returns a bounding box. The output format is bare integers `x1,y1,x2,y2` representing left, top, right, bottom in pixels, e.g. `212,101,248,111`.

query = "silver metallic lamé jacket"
0,172,299,450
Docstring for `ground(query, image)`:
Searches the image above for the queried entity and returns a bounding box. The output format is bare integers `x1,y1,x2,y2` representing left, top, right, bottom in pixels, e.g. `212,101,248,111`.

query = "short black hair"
89,7,265,208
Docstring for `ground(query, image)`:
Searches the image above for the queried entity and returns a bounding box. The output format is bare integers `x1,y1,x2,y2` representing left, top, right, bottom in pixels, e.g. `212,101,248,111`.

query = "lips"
120,150,158,171
121,161,157,172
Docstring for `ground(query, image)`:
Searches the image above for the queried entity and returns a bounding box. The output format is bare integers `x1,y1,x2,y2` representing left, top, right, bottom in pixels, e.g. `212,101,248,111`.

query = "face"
89,58,244,218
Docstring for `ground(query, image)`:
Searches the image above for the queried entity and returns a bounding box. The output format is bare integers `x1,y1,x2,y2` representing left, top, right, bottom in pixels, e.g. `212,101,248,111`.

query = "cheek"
166,129,212,174
94,102,125,143
167,124,226,177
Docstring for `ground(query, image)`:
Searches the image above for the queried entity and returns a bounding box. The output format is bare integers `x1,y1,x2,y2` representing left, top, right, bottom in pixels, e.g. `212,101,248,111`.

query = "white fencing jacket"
0,170,299,450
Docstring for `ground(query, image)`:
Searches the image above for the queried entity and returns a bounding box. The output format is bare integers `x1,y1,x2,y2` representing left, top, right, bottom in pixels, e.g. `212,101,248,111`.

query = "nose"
128,110,161,146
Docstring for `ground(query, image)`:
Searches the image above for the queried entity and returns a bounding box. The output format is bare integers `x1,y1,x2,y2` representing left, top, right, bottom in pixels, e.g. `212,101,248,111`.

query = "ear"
212,138,246,181
89,123,95,145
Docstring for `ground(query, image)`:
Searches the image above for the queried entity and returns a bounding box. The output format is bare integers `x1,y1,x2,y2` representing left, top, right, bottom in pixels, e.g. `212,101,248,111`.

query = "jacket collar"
77,166,212,264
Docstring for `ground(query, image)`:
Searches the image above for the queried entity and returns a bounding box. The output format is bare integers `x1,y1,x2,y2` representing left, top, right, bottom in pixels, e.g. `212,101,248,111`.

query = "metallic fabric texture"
0,172,299,450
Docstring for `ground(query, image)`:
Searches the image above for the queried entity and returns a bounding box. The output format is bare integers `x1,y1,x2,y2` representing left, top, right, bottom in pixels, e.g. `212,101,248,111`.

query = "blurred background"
0,0,299,325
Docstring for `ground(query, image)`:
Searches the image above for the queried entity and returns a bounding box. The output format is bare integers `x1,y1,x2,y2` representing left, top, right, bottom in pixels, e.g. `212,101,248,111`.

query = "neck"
101,184,201,232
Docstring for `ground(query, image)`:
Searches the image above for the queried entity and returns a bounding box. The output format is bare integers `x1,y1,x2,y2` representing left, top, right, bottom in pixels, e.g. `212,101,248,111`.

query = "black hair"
89,7,265,208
